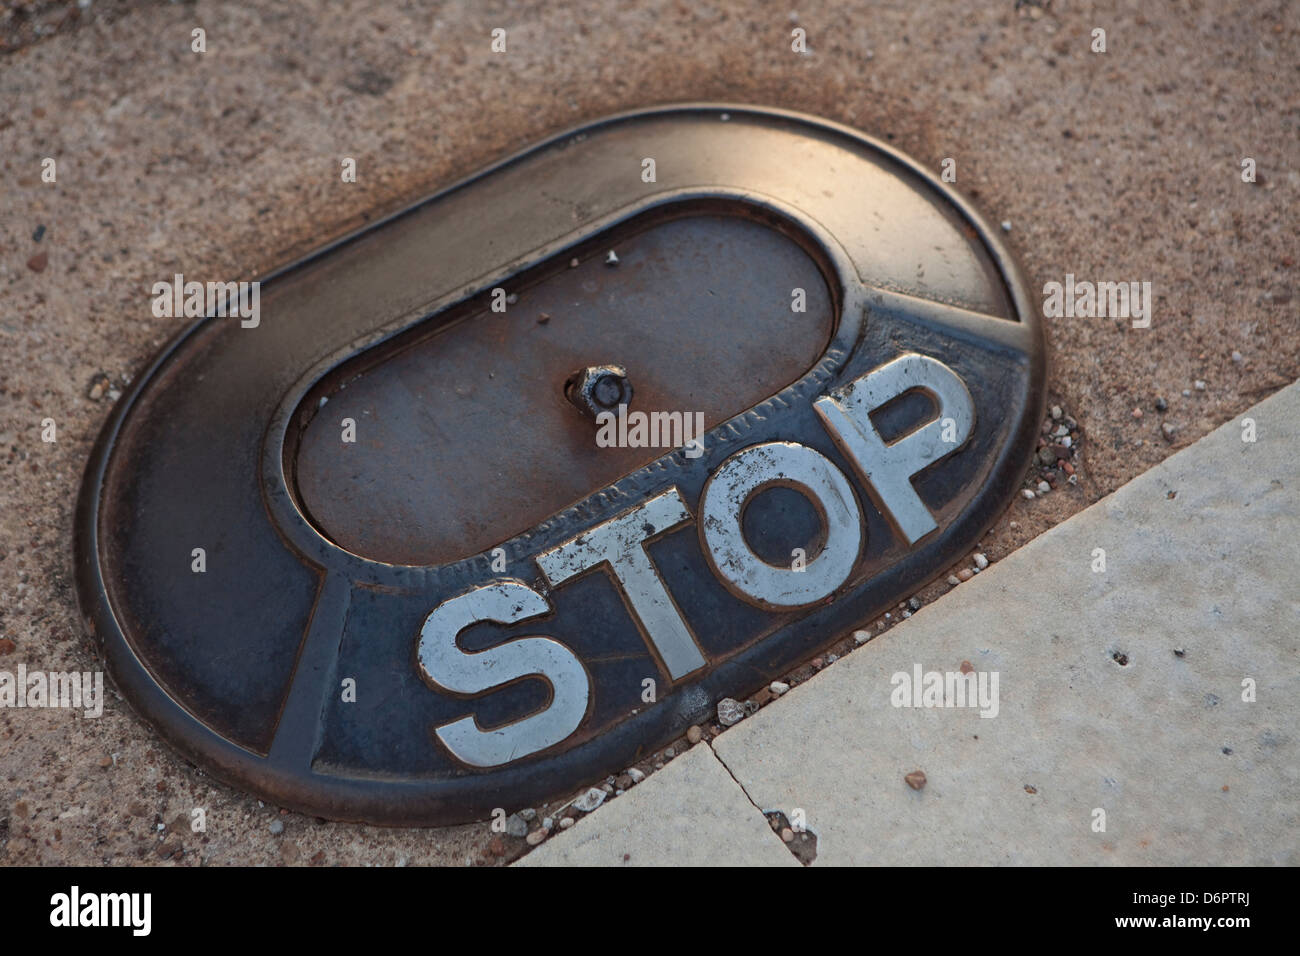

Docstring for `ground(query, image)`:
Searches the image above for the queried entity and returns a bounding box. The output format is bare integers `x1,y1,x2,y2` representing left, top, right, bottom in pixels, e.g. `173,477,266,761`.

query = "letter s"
416,581,589,767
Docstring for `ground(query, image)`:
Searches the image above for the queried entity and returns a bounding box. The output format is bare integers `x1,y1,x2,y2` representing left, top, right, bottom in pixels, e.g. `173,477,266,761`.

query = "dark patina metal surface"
75,104,1045,824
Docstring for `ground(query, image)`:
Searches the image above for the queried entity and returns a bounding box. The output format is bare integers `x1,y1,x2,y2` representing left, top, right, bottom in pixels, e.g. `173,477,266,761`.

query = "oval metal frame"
75,104,1045,824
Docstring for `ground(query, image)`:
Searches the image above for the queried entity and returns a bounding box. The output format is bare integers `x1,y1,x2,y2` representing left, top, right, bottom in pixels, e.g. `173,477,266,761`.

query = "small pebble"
717,697,746,726
1194,380,1206,391
1021,489,1036,500
559,817,575,830
505,813,528,837
1154,396,1168,411
604,250,619,266
947,575,960,586
686,725,702,744
568,257,579,268
519,808,536,821
1000,220,1011,232
781,828,794,843
1231,351,1243,363
852,630,870,645
33,224,46,242
1037,481,1050,494
907,596,922,611
542,816,554,830
1131,408,1143,419
904,770,927,791
27,251,48,273
626,768,645,784
770,680,790,695
973,553,989,570
1050,405,1062,420
526,829,547,846
1162,422,1176,438
1182,389,1191,397
572,787,606,813
269,820,285,835
957,568,974,582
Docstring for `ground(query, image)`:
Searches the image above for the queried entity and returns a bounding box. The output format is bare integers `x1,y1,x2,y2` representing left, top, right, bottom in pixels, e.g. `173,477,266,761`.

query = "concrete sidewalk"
521,381,1300,866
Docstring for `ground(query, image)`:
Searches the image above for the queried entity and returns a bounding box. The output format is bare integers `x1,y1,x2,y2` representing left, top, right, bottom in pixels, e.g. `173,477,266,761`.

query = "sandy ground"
0,0,1296,865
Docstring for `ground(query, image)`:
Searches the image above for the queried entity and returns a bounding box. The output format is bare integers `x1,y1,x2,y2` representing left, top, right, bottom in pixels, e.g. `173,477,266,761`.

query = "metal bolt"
566,364,633,420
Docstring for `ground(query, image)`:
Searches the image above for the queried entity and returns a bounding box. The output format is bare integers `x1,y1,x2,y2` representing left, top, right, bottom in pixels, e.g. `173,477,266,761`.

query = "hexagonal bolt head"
565,364,633,421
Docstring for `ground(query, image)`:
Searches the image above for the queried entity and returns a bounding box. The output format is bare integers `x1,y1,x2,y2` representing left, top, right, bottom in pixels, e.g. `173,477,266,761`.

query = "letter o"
698,441,862,608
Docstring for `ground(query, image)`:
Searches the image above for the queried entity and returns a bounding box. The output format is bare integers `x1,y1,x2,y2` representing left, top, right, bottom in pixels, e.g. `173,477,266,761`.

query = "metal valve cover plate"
75,104,1045,824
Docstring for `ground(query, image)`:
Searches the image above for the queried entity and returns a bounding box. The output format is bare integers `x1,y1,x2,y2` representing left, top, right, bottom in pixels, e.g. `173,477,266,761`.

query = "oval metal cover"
76,105,1045,824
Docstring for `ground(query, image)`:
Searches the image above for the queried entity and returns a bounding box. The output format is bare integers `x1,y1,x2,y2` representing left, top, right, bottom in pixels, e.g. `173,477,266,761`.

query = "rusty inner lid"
290,207,836,566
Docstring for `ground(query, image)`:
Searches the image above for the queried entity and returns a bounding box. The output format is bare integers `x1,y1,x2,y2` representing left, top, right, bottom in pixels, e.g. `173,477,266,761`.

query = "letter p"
814,353,974,545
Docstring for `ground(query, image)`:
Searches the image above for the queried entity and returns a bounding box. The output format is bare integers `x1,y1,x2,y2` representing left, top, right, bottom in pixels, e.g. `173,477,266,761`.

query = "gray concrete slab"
711,382,1300,865
517,740,799,867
